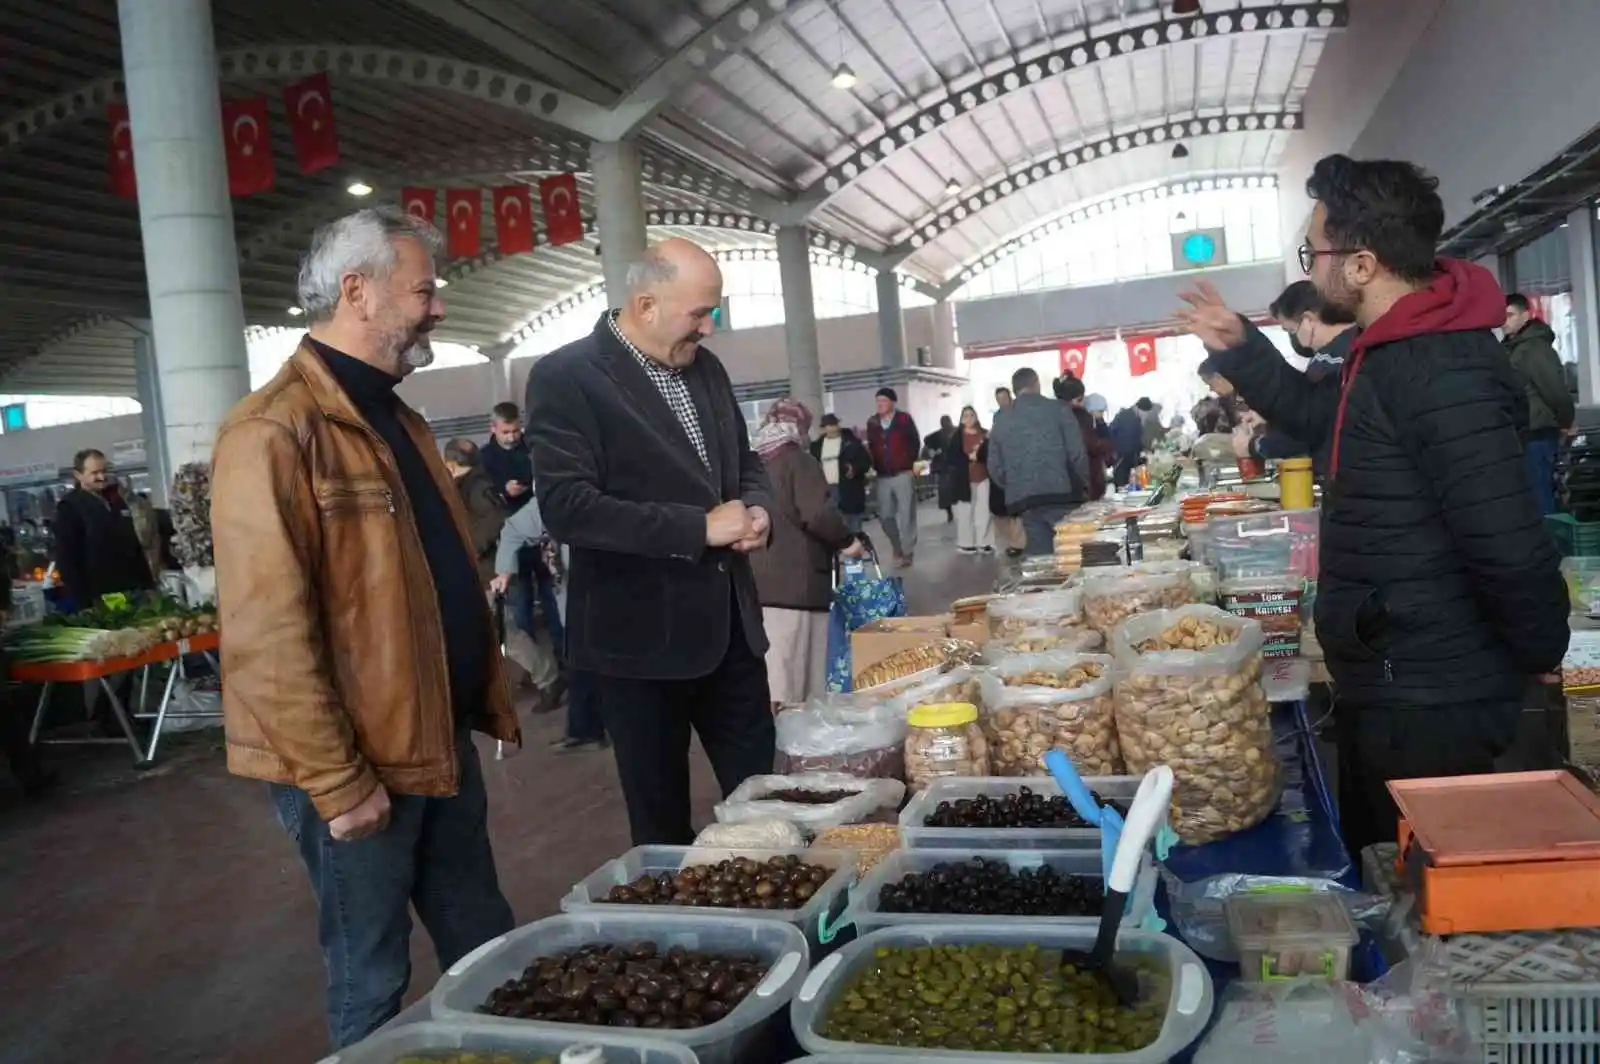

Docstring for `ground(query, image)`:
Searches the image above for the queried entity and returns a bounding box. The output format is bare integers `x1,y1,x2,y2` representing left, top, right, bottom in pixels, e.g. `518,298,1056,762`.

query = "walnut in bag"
1082,569,1197,634
977,652,1123,777
986,587,1084,638
1111,605,1280,844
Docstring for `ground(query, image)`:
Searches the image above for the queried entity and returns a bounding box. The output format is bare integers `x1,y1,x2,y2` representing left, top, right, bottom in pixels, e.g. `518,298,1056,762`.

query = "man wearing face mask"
527,238,776,847
1177,154,1568,859
211,207,518,1049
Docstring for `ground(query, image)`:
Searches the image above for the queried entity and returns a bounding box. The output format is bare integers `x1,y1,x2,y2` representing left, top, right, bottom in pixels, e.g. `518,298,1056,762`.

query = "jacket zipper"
1383,659,1394,683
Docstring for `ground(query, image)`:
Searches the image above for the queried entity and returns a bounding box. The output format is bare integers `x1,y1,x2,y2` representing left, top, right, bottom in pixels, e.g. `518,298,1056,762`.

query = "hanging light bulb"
945,177,962,197
831,63,858,90
1170,143,1189,160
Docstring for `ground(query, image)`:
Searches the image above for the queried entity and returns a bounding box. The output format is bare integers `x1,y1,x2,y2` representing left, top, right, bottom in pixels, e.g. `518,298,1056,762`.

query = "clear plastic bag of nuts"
890,665,983,714
1082,569,1198,634
1111,605,1281,844
986,587,1085,638
983,626,1103,661
903,701,990,793
977,651,1124,777
1130,558,1219,602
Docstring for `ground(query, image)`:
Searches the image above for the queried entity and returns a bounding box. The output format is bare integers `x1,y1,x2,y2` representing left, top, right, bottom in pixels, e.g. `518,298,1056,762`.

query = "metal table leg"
141,659,184,764
27,682,53,745
96,673,147,763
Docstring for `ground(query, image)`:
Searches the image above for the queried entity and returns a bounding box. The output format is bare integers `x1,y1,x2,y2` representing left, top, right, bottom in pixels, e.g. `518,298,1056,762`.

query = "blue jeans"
1525,431,1560,516
271,730,514,1049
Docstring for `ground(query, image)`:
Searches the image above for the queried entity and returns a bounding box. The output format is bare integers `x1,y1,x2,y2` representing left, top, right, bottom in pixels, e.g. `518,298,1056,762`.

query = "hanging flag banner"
283,71,340,175
1058,342,1089,380
493,185,535,255
107,103,137,199
222,96,275,196
539,172,583,246
1126,334,1158,377
401,187,437,224
444,188,482,258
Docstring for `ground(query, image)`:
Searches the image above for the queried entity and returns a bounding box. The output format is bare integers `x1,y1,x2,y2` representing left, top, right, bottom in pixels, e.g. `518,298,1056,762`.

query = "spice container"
1223,892,1359,982
904,702,989,793
1277,456,1315,510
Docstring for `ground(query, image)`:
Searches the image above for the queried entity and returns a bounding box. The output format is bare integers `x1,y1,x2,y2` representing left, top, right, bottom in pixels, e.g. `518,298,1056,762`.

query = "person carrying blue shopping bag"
825,533,907,692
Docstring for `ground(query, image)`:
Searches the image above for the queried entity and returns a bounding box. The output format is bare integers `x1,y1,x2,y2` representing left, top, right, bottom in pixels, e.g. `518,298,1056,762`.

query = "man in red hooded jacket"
1177,154,1569,857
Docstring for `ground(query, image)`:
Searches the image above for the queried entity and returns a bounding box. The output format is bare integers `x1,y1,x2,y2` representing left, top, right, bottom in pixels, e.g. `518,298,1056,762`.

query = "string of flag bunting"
1058,335,1160,381
404,173,585,258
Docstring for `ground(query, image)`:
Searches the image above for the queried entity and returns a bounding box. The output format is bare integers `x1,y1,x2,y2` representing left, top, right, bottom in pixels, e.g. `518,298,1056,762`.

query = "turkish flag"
221,96,275,196
445,188,482,258
1126,334,1159,377
401,187,436,224
107,103,136,199
283,72,339,175
1058,342,1089,380
539,172,583,246
493,185,535,255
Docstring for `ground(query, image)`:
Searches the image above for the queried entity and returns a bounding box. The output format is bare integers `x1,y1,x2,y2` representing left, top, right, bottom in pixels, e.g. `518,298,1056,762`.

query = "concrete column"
875,270,906,368
776,226,825,421
1568,206,1600,406
931,298,958,369
591,140,649,308
117,0,250,468
484,352,517,409
133,327,172,507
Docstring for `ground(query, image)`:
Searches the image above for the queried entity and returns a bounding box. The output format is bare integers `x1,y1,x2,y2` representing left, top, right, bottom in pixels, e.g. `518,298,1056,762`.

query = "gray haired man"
211,207,516,1049
986,366,1090,556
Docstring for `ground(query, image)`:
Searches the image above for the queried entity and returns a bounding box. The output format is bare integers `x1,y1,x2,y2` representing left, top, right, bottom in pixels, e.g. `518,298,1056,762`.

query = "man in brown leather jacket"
211,207,519,1050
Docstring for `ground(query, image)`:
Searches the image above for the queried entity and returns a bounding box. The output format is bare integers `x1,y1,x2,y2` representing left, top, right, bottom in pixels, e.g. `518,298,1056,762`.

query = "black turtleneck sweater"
312,339,488,721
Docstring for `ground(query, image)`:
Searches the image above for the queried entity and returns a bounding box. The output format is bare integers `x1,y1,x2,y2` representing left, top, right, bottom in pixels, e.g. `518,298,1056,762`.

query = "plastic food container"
560,846,857,955
790,922,1213,1061
904,702,990,792
1224,892,1359,982
844,847,1158,935
899,775,1140,851
318,1021,700,1064
428,912,809,1064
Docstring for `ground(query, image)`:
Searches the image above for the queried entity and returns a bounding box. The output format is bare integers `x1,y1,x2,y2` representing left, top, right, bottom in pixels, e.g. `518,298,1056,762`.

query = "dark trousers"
271,729,514,1049
1021,503,1073,557
1334,699,1520,860
594,608,775,845
566,668,604,742
1524,430,1560,516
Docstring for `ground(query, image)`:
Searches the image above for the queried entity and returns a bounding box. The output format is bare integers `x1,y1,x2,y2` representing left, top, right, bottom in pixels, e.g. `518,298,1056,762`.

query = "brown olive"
708,971,731,998
635,976,663,1002
702,999,729,1022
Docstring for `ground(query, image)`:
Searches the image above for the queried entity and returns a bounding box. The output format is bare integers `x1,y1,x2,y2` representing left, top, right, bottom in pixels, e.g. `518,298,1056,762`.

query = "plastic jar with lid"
904,702,990,792
1277,456,1315,510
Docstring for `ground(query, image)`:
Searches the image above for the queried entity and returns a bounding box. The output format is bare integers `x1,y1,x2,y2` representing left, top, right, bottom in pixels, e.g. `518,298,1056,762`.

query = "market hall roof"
0,0,1343,395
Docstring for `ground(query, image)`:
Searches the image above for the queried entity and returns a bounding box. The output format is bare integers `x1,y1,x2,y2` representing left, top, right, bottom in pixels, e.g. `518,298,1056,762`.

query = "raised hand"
1176,279,1247,351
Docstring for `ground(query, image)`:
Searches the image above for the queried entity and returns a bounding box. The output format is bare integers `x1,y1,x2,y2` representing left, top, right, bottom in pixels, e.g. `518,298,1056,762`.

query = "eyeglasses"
1298,242,1362,275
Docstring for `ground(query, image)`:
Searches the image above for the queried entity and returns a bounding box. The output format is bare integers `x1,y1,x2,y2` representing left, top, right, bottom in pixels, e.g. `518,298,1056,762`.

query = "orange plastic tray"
9,630,219,684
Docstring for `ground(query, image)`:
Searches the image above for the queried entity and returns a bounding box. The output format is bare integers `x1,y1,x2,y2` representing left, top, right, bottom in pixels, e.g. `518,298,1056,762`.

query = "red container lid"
1389,771,1600,866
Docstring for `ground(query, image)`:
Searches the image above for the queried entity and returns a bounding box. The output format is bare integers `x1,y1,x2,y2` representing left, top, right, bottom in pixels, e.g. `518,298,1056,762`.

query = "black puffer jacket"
1210,262,1568,709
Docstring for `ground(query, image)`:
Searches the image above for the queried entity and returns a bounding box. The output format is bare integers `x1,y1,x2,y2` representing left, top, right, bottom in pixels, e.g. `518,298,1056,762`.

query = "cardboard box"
850,616,950,680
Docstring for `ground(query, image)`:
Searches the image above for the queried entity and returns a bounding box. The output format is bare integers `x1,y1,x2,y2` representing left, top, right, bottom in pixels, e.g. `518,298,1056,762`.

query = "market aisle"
0,504,995,1064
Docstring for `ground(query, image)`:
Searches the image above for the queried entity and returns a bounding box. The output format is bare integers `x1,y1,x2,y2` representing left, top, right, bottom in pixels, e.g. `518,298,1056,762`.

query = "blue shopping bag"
825,542,906,692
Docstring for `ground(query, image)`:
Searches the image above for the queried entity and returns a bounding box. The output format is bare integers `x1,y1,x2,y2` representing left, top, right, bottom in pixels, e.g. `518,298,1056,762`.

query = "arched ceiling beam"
795,1,1345,211
883,109,1302,267
928,171,1282,300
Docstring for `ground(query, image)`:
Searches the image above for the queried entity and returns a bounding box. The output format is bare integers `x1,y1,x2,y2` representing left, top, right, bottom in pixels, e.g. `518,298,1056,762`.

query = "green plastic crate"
1548,514,1600,558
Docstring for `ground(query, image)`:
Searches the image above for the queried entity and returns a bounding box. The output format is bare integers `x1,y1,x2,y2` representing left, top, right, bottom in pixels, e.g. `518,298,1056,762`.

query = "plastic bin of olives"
561,847,857,951
428,912,809,1064
844,848,1158,935
314,1020,698,1064
898,777,1140,852
792,925,1214,1061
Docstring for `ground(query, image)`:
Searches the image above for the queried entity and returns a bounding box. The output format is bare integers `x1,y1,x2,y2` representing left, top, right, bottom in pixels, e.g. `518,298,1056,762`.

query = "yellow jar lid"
908,701,978,727
1279,457,1313,471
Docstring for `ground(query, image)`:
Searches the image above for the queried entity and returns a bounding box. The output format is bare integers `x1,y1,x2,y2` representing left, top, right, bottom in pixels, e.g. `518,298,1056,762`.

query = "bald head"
617,238,723,369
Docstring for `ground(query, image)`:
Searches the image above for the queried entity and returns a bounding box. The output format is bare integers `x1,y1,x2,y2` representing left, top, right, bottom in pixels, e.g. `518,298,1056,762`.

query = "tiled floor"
0,508,997,1064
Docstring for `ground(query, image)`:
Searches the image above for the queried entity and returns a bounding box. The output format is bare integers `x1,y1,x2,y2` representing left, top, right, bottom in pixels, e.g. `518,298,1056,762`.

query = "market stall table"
16,630,220,765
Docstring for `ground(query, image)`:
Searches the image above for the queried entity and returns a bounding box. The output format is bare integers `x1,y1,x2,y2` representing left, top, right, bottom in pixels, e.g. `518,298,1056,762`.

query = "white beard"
402,333,434,369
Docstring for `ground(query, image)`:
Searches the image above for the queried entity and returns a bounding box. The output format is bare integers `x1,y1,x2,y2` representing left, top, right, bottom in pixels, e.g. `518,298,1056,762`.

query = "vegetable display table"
15,630,220,765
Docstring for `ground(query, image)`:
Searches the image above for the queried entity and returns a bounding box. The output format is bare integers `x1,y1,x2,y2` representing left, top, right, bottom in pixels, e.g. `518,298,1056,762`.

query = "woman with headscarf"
747,399,863,707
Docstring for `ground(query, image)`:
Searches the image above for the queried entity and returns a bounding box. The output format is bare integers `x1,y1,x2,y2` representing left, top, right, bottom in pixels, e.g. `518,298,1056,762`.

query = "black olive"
626,994,649,1015
708,971,731,998
702,999,729,1022
635,975,663,1001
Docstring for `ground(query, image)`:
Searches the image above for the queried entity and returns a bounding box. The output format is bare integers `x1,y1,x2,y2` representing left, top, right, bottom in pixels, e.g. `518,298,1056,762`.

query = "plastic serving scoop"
1063,765,1174,1007
1042,748,1125,884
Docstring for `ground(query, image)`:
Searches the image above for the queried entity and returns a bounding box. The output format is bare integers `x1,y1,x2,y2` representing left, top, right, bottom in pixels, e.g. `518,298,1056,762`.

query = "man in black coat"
1178,153,1569,857
527,238,776,846
811,415,872,534
53,448,154,611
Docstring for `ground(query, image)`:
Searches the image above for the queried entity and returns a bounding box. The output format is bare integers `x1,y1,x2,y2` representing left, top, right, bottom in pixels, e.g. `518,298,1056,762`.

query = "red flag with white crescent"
107,103,137,199
539,172,583,246
445,188,482,258
283,71,340,175
493,185,535,255
221,96,275,196
401,187,436,225
1126,334,1158,377
1058,342,1089,380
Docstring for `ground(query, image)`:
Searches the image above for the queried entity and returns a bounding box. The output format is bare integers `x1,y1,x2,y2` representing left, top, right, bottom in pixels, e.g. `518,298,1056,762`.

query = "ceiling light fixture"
1175,210,1188,223
1170,143,1189,160
286,306,304,317
346,180,374,197
831,63,857,90
1171,0,1202,16
945,177,962,197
